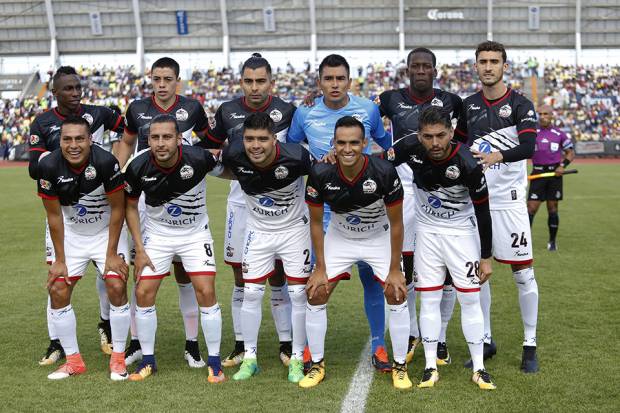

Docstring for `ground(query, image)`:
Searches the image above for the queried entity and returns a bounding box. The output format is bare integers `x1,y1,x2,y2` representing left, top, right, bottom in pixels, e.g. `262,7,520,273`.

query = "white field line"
340,339,374,413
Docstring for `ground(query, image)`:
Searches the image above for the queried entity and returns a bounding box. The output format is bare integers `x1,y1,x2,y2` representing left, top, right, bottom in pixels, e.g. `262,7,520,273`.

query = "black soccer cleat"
222,340,244,368
464,340,497,368
279,341,292,367
97,319,113,355
39,339,66,366
521,345,539,373
436,342,451,365
124,339,143,366
547,241,557,251
184,340,206,368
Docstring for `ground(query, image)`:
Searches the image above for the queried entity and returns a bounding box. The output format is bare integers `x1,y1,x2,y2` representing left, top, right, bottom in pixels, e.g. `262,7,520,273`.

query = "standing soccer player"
204,53,297,368
456,41,539,373
219,113,312,383
527,104,575,251
29,66,125,365
38,117,130,380
378,47,464,365
288,54,394,371
384,107,496,390
301,116,411,389
123,114,224,382
115,57,210,368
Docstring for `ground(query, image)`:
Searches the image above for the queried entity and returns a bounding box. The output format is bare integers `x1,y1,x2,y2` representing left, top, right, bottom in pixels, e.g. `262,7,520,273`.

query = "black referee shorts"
528,164,563,201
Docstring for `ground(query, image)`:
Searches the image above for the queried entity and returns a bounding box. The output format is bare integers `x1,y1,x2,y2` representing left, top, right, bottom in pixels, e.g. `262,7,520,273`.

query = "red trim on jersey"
286,275,309,283
453,285,481,293
402,251,413,256
29,148,47,152
111,114,123,131
53,275,82,283
245,269,276,284
150,145,183,174
68,159,88,175
186,271,216,277
373,275,385,285
225,260,242,268
105,183,126,195
139,272,171,280
519,128,537,135
472,195,489,205
52,105,84,121
430,142,461,165
337,155,368,186
494,257,533,265
330,272,351,282
306,200,323,207
454,127,467,137
38,193,59,200
415,285,444,292
385,198,404,208
241,95,273,113
196,126,209,136
254,143,281,172
206,130,225,144
408,88,435,105
151,95,179,114
481,88,511,108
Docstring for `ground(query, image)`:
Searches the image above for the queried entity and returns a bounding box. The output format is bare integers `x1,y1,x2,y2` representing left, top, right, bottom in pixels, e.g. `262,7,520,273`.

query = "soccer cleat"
124,339,143,366
47,354,86,380
97,320,113,355
222,341,244,367
233,358,259,381
371,345,392,373
472,369,497,390
279,341,292,367
207,355,226,383
184,340,206,368
436,342,451,365
299,360,325,388
392,362,413,390
288,359,305,383
39,339,65,366
521,346,539,373
547,241,557,251
302,346,312,374
405,336,421,364
464,340,497,368
110,351,128,381
417,368,439,388
128,358,157,382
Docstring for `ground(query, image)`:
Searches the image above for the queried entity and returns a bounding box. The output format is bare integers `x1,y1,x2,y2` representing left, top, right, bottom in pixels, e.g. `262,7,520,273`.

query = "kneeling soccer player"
38,116,130,380
123,114,223,382
220,112,312,383
301,116,411,389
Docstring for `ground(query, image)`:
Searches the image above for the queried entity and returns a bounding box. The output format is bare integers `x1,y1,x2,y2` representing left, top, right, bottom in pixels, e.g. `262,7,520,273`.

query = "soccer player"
29,66,124,365
115,57,211,368
204,53,296,367
456,41,539,373
301,116,411,389
527,104,575,251
37,116,129,380
384,107,496,390
219,113,312,383
288,54,394,371
378,47,464,365
123,114,224,382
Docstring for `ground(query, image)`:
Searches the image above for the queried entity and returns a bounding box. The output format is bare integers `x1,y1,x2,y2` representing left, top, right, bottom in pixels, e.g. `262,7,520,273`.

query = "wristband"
562,159,571,168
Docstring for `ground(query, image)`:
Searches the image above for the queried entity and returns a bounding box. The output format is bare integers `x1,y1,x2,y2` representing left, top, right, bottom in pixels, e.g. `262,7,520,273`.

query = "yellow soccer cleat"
97,320,113,355
391,362,413,390
299,361,325,388
417,368,439,388
405,336,421,364
472,369,497,390
128,360,156,382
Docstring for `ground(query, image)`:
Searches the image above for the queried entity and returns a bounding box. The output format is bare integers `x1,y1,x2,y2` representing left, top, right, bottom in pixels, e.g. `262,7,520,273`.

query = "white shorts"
223,202,247,268
324,228,390,283
491,207,534,265
60,228,130,283
412,231,481,292
45,220,55,264
242,225,311,283
140,231,216,280
402,192,416,255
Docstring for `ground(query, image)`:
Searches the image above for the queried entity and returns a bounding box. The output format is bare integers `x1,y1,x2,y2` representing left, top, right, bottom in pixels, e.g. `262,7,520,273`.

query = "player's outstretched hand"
104,254,129,282
47,261,69,289
478,258,493,284
471,150,503,172
306,270,329,300
321,148,337,164
134,251,155,284
384,270,407,303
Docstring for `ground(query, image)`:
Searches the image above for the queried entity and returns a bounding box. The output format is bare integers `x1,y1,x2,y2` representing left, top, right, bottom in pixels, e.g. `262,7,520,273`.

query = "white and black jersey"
123,145,218,237
222,141,312,232
37,145,125,236
305,155,403,239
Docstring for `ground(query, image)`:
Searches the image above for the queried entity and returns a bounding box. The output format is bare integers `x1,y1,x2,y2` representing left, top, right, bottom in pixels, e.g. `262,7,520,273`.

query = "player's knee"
135,284,156,306
193,281,216,306
384,289,404,305
307,288,328,305
49,282,71,307
105,279,127,306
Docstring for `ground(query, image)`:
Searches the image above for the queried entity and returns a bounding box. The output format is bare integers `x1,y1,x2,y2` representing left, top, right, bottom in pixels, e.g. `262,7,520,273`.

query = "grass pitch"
0,162,618,412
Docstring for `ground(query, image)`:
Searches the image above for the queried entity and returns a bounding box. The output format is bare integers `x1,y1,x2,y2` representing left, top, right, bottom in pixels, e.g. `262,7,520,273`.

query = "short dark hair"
241,53,272,77
418,107,452,131
243,112,274,133
475,41,507,63
151,57,180,77
149,114,179,134
52,66,78,88
60,116,90,134
318,54,350,78
334,116,365,138
407,47,436,67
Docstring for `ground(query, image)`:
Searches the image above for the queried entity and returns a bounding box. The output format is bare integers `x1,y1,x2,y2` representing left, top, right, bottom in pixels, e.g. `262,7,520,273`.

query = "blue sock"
357,261,385,353
142,354,156,368
208,355,222,374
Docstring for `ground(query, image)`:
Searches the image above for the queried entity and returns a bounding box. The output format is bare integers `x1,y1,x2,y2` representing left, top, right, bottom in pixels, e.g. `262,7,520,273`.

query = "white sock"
231,286,244,341
129,284,138,340
271,284,292,342
439,285,456,343
306,303,327,363
514,267,538,347
419,290,442,370
96,271,110,321
109,303,130,353
388,302,410,364
200,303,222,357
177,283,199,341
457,291,485,372
47,295,58,340
50,304,79,355
240,284,265,359
288,284,307,360
406,282,419,338
479,281,492,344
136,305,157,356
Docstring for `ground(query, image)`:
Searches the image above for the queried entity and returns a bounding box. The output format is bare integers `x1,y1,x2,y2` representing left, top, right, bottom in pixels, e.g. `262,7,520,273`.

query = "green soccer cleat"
232,358,259,381
288,359,305,383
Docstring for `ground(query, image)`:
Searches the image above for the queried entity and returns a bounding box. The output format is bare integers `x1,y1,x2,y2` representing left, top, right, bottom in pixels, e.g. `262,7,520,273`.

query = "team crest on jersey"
352,113,364,122
527,110,534,116
445,165,460,180
175,108,189,122
387,147,395,161
114,163,119,172
39,179,51,190
362,179,377,194
82,113,94,125
431,98,444,108
84,166,97,180
306,185,319,198
274,165,289,179
30,134,40,145
499,104,512,118
180,165,194,180
269,109,283,123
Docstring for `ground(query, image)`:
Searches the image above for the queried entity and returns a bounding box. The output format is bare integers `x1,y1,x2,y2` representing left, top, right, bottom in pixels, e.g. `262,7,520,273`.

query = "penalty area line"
340,339,373,413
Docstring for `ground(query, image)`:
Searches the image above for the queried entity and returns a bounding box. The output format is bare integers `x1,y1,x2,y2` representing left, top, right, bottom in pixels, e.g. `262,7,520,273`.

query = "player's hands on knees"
471,150,503,172
384,270,407,303
105,254,129,282
321,149,337,164
478,258,493,284
306,270,329,300
133,250,155,284
47,261,69,289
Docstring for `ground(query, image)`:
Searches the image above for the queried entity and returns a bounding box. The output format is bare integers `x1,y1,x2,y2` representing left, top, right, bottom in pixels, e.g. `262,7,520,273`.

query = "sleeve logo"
306,185,319,198
387,147,395,161
39,179,51,190
30,134,40,145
